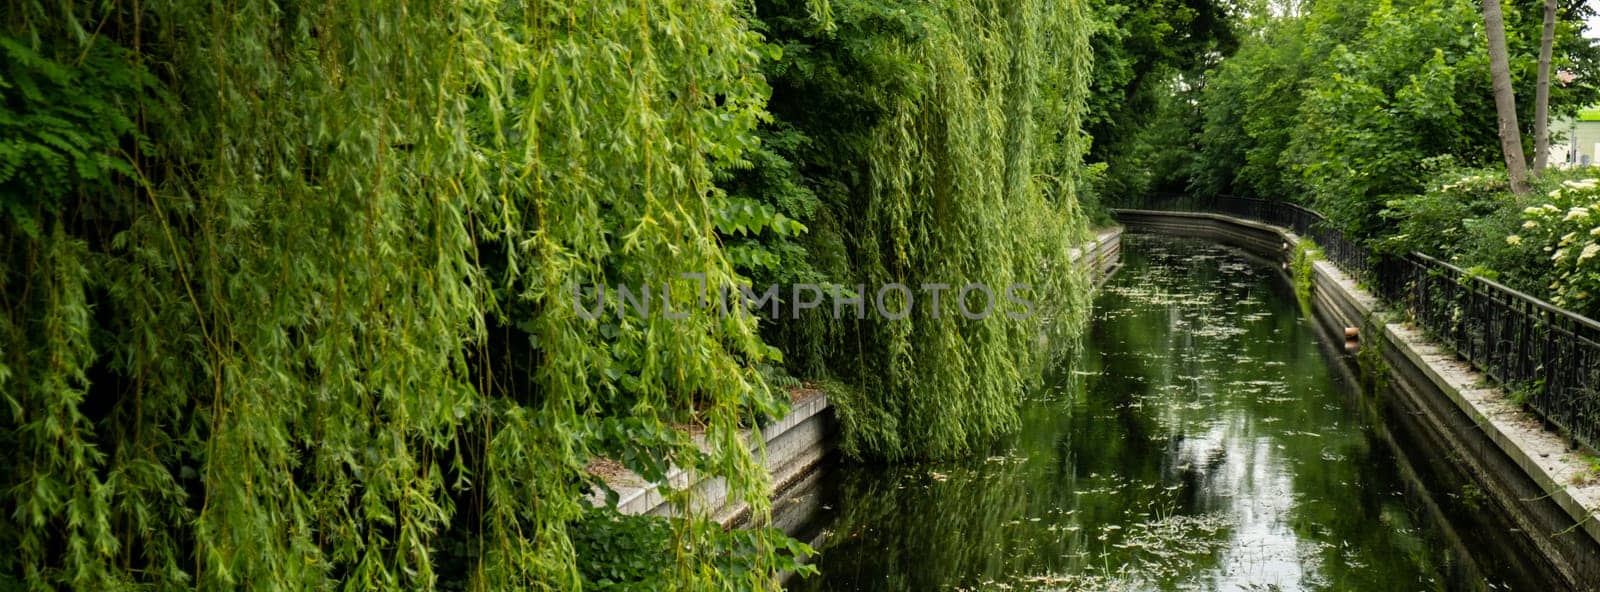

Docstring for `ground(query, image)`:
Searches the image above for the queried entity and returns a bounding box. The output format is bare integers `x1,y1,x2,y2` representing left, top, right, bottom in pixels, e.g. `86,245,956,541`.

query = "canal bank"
1114,209,1600,590
599,214,1599,589
783,234,1523,590
591,228,1125,526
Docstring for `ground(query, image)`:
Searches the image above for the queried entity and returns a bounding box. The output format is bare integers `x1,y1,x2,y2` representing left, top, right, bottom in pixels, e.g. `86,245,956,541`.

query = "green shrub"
1380,161,1513,259
1291,238,1321,314
1510,176,1600,316
1381,165,1600,319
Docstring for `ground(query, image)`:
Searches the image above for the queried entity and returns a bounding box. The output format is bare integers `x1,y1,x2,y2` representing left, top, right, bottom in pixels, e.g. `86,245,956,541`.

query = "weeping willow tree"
0,1,815,589
1,0,1096,587
730,0,1097,461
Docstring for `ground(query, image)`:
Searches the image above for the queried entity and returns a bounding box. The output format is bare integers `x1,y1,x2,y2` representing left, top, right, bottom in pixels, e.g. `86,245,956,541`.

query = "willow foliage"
1,1,807,589
736,0,1097,461
1,0,1098,587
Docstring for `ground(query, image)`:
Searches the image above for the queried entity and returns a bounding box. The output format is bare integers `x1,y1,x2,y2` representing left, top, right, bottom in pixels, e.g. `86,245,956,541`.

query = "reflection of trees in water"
794,448,1234,591
801,457,1035,589
1123,237,1453,590
790,235,1460,591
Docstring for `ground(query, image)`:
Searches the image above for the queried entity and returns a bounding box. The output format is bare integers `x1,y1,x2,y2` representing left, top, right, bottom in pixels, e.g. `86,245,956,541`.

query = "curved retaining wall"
1116,209,1600,590
598,228,1125,526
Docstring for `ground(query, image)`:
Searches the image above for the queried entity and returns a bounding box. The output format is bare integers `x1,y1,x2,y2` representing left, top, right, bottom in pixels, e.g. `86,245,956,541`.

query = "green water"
787,235,1497,591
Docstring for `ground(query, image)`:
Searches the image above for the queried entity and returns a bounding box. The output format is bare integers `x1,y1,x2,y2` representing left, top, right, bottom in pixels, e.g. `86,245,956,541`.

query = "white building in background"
1548,71,1599,168
1553,108,1600,168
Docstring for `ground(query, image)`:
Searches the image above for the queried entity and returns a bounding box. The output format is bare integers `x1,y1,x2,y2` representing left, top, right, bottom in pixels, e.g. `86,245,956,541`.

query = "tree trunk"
1483,0,1530,193
1533,0,1557,172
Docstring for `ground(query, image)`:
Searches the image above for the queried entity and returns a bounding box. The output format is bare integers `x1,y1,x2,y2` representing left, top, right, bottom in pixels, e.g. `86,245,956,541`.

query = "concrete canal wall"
595,227,1125,526
1115,209,1600,590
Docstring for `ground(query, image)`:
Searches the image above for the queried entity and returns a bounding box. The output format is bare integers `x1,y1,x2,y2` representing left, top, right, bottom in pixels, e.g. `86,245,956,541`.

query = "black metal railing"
1126,194,1600,453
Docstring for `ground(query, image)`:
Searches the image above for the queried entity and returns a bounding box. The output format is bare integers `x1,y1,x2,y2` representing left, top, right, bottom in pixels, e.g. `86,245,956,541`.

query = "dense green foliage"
0,0,1098,588
1181,0,1599,233
1081,0,1236,205
730,0,1097,462
1107,0,1600,316
1383,165,1600,318
0,1,797,589
1288,0,1495,232
1512,178,1600,310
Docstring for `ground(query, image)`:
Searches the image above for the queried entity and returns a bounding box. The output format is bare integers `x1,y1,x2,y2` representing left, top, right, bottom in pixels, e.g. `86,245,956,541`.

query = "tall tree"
1482,0,1530,192
1533,0,1557,172
1082,0,1236,201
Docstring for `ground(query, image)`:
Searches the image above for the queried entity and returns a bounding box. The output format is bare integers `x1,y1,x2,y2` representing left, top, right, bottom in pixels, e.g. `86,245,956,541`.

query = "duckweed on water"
785,235,1511,591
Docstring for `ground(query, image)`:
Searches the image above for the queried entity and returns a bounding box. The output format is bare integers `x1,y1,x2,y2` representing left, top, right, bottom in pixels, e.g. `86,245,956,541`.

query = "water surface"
787,235,1477,591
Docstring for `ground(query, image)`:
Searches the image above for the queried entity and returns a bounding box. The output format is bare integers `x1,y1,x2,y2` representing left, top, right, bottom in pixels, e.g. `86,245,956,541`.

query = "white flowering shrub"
1380,164,1600,319
1509,178,1600,310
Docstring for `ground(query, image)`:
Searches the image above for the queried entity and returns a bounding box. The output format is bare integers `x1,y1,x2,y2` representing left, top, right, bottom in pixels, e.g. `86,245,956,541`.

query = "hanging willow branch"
740,0,1097,462
1,1,801,589
0,0,1095,588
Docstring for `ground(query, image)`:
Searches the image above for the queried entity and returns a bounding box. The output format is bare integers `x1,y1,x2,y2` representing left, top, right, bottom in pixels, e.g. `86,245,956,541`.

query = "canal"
782,234,1529,591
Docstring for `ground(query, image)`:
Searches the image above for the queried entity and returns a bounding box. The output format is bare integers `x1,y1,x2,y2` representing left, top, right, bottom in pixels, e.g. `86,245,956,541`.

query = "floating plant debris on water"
786,235,1510,591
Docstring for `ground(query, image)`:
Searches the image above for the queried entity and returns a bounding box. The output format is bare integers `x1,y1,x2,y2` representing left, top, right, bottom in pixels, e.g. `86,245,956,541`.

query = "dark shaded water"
785,235,1511,591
